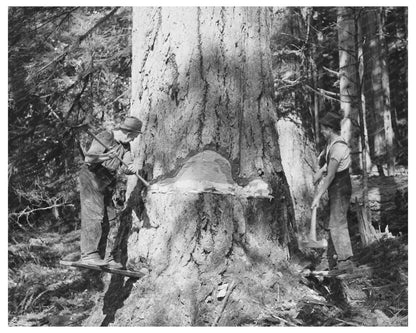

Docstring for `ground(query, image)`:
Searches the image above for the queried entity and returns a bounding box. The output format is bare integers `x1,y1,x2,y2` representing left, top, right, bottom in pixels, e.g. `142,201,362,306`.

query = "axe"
299,206,327,249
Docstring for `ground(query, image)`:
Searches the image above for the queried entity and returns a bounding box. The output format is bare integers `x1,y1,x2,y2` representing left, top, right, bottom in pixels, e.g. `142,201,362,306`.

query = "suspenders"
325,139,348,163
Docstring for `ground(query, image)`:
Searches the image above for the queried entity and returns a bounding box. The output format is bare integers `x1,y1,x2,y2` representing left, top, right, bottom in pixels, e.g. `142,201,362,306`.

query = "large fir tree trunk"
337,7,363,173
85,7,314,326
361,7,395,175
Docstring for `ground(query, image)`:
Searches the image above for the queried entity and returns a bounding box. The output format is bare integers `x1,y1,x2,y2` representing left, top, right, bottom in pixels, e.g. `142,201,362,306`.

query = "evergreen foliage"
8,7,132,231
271,7,407,155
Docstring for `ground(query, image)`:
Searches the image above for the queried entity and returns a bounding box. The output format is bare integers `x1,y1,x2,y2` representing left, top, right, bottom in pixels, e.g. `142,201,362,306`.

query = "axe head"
301,238,328,249
298,235,328,250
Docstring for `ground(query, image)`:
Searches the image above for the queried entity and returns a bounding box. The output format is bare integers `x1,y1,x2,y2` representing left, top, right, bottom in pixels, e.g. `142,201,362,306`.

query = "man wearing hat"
312,111,354,272
78,116,142,268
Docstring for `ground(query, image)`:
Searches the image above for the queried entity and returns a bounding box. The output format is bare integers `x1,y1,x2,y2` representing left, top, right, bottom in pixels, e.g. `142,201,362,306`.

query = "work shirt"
85,130,132,173
325,136,351,173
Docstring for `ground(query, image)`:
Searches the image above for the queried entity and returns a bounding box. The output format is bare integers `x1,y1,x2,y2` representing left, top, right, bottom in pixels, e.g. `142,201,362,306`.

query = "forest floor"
8,171,408,327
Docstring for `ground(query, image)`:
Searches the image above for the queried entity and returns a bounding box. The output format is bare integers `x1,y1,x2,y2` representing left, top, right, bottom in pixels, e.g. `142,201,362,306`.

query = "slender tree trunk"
86,7,313,326
352,8,379,245
337,7,362,174
379,7,395,175
310,19,320,148
361,7,395,175
355,13,369,208
356,12,372,174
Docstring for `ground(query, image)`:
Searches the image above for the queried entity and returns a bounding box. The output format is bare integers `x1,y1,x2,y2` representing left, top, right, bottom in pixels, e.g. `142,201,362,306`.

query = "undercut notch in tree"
149,150,273,198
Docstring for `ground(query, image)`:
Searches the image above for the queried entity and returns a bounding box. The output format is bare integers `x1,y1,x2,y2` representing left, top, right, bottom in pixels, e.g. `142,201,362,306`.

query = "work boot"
105,255,123,269
78,252,108,266
314,257,329,271
337,259,355,273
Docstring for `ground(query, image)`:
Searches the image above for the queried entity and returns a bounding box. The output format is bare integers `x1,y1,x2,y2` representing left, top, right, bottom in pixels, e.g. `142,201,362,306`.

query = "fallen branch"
335,318,359,326
269,313,295,326
362,282,406,290
213,280,237,326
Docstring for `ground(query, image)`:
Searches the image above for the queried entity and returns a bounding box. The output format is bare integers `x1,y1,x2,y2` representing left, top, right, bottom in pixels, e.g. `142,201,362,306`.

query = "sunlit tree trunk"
361,7,395,176
337,7,362,173
379,8,395,175
373,7,395,175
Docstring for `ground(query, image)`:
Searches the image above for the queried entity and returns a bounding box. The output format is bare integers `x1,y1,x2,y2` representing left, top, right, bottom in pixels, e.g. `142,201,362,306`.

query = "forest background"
5,2,412,327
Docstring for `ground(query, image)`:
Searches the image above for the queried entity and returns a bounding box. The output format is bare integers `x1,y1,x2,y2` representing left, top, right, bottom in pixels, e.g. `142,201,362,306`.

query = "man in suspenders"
312,111,354,272
78,116,142,268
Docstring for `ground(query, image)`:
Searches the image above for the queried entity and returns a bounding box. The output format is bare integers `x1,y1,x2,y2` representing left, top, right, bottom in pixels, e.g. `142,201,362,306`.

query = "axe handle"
308,206,318,241
85,129,149,187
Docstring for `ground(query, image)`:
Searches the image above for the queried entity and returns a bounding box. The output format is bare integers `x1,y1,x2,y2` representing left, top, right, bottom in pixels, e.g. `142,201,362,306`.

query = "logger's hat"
118,116,142,134
319,112,341,132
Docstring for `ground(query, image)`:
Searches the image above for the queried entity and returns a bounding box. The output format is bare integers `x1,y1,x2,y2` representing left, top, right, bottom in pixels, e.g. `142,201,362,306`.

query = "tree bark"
85,7,314,326
337,7,362,174
378,8,395,175
356,12,372,175
338,8,377,245
272,7,317,245
361,7,395,175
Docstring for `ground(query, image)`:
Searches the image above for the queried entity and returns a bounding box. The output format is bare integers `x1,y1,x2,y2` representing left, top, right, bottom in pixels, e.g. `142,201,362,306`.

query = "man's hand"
313,171,322,185
313,165,327,185
311,195,320,209
85,149,117,164
311,159,338,209
125,163,141,175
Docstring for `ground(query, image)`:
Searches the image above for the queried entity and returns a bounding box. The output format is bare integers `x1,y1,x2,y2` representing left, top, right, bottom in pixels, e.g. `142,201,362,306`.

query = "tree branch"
64,71,92,121
10,203,74,219
45,7,79,40
323,66,339,77
213,280,237,326
305,84,340,102
35,7,78,32
104,90,129,108
33,7,120,76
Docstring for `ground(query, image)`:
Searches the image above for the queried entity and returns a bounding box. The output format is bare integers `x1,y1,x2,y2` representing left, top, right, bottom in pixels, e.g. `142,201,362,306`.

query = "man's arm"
85,151,117,164
84,131,115,164
313,148,328,184
311,158,339,209
313,164,327,185
119,150,142,175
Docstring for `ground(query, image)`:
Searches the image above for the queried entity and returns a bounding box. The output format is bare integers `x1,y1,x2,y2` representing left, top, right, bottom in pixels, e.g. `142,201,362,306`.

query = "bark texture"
337,7,362,173
85,7,314,326
272,7,317,244
361,8,395,175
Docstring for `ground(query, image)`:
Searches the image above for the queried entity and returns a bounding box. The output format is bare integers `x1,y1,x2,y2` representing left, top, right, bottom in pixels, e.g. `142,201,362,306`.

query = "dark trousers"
327,169,353,262
79,165,115,257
